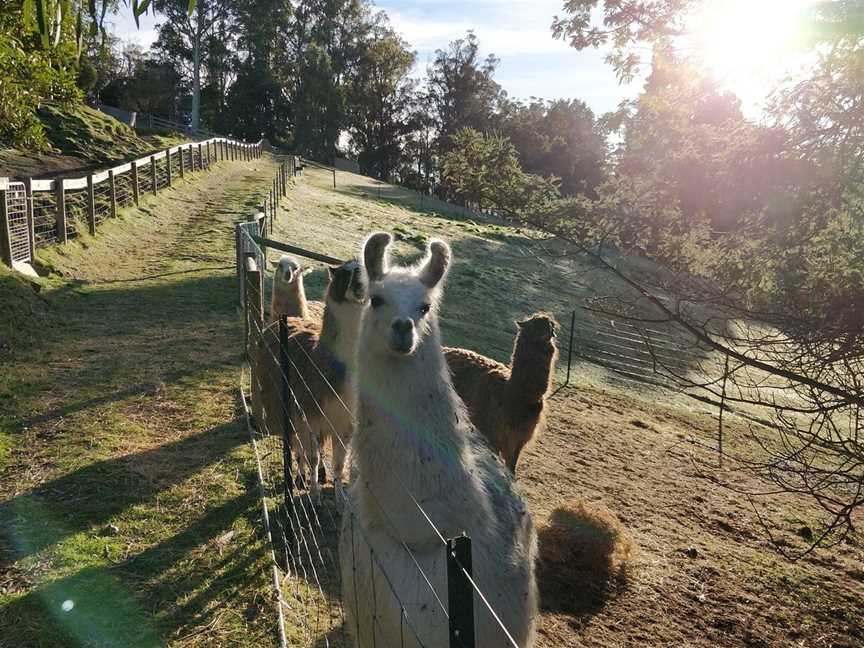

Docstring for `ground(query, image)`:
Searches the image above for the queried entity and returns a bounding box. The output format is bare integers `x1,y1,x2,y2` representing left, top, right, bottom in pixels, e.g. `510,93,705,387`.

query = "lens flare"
691,0,815,112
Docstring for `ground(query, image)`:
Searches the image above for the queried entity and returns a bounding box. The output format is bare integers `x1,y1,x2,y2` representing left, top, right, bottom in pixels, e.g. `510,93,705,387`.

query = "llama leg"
332,437,347,504
307,426,322,504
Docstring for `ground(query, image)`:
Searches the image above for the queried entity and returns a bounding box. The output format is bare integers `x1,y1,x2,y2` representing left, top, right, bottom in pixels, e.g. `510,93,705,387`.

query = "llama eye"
419,303,431,315
371,295,385,308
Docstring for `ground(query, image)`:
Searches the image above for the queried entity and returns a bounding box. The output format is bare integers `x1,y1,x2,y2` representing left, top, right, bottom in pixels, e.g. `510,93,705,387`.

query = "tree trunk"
191,3,203,135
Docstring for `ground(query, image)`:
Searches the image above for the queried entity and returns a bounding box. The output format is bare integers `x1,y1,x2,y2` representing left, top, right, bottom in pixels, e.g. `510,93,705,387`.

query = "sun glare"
692,0,816,114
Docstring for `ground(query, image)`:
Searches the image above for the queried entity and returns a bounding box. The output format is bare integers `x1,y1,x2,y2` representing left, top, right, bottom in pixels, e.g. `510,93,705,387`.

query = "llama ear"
363,232,392,282
419,239,451,288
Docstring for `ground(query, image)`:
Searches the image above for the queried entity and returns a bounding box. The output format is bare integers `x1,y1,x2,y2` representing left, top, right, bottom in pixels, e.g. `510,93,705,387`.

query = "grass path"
0,155,283,647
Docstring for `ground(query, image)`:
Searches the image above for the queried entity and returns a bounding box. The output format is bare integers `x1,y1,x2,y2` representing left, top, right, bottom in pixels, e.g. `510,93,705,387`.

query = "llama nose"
392,318,413,335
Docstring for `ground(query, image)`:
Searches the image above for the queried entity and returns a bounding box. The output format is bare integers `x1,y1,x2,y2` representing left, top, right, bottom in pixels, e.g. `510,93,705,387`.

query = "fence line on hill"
0,137,266,270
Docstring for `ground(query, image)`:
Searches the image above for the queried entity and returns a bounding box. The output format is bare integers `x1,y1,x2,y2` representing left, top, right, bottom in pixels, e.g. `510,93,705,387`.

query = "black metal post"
565,309,576,388
280,316,294,500
447,534,476,648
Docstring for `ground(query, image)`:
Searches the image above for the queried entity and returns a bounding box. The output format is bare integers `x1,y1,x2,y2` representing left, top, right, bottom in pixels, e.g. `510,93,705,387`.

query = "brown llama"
445,312,558,473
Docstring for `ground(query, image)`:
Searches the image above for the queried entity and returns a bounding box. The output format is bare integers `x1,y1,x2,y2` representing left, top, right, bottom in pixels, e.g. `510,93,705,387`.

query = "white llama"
269,255,310,322
339,233,538,648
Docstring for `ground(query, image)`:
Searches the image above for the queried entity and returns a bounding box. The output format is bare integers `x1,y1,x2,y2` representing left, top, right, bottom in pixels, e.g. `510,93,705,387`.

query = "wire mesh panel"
32,190,57,245
114,171,135,208
169,149,182,179
138,162,154,195
93,178,113,225
63,187,86,238
155,156,169,191
5,182,30,263
237,223,528,648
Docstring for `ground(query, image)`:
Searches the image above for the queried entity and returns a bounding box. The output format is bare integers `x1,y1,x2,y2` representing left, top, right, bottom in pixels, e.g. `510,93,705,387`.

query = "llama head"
273,255,305,286
516,312,558,345
325,259,366,305
361,232,451,357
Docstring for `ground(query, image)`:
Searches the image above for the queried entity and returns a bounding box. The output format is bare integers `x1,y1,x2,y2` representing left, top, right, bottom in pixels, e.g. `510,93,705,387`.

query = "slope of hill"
0,104,187,180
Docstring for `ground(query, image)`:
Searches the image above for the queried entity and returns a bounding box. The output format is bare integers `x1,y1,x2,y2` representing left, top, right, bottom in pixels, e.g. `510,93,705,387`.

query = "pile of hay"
537,499,636,614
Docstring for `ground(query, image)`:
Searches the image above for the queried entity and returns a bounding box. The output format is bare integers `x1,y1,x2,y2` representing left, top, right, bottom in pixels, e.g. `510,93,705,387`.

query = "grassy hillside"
0,159,860,647
0,104,187,180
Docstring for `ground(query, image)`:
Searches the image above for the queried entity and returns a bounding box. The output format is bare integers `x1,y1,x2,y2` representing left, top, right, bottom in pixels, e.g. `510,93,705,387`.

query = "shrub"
0,33,81,151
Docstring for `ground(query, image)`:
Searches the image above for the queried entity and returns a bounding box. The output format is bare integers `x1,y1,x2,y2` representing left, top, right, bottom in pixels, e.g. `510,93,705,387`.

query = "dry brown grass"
536,499,636,618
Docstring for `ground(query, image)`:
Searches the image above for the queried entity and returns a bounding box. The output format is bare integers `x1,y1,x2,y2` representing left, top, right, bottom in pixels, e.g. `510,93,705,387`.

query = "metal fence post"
150,156,157,195
332,168,336,189
86,173,96,235
565,309,576,388
279,316,294,500
108,170,117,218
55,178,67,243
0,183,12,267
23,178,35,258
447,534,476,648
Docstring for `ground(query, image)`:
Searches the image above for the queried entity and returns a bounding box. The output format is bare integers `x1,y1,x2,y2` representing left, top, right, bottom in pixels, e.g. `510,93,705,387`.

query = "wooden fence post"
23,177,35,258
0,183,12,267
86,173,96,235
179,146,185,178
204,142,210,169
150,156,157,195
166,149,173,187
198,143,204,171
55,178,67,243
131,162,140,205
244,254,263,359
108,169,117,218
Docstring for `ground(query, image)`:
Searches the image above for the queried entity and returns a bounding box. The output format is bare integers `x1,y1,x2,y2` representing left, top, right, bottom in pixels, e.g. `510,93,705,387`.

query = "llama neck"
508,336,555,403
271,280,308,318
320,300,362,365
353,320,486,546
355,325,468,472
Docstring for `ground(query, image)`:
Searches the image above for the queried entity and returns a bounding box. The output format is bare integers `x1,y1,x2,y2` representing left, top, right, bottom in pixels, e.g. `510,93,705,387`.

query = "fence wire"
238,209,524,647
155,156,170,191
94,179,113,225
62,187,86,238
114,171,135,208
137,163,155,196
32,190,57,245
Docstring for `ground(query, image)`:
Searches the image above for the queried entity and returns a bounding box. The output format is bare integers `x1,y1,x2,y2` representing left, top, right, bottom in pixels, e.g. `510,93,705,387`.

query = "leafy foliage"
440,128,560,217
0,8,81,150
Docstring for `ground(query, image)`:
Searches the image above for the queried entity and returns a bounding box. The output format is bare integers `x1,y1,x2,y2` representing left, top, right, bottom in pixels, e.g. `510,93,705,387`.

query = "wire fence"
0,137,264,270
235,159,537,644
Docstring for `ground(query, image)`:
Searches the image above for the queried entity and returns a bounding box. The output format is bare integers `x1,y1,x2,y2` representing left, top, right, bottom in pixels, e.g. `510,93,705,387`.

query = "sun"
691,0,815,113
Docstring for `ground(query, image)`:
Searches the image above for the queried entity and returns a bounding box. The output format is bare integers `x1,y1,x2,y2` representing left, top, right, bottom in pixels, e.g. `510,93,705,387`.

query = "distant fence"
95,103,221,140
0,137,264,269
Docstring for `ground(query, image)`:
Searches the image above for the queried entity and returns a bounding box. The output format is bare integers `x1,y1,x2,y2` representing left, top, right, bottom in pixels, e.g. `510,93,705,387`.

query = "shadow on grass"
0,489,265,647
0,421,247,562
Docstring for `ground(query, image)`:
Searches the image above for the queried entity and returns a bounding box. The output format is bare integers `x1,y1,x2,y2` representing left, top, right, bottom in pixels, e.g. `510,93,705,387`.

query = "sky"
109,0,641,117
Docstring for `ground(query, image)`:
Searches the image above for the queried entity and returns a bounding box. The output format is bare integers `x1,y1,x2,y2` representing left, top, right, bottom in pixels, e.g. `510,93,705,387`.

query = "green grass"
0,155,283,647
